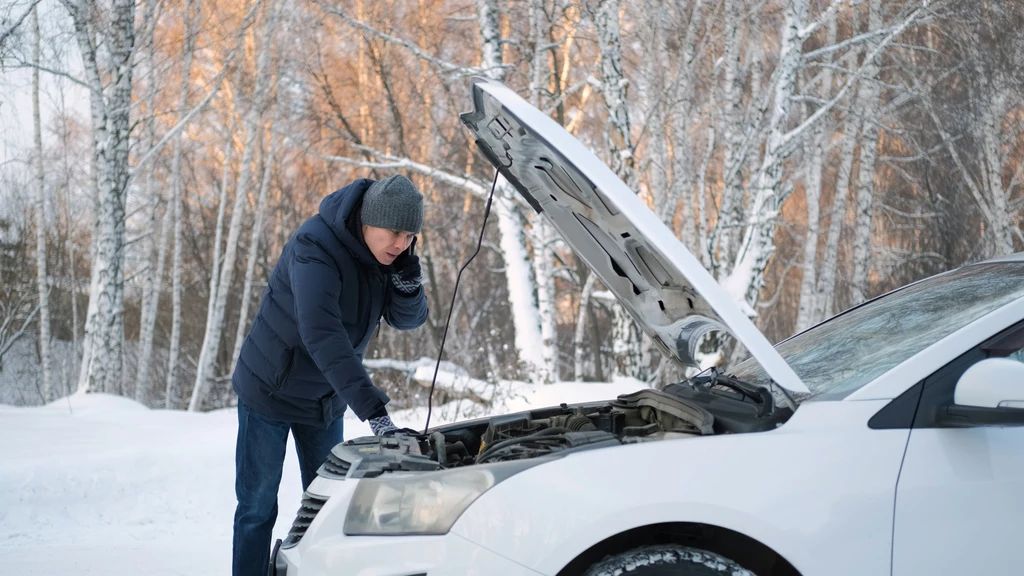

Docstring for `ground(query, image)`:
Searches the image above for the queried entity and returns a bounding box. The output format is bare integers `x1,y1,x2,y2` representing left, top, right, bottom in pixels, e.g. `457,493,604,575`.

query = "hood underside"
460,78,808,395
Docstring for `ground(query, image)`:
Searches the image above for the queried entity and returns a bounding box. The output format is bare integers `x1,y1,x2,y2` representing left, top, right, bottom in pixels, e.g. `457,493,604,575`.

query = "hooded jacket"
232,179,428,427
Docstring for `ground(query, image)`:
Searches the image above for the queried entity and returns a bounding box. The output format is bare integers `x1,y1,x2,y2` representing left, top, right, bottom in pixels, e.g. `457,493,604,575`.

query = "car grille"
318,450,351,479
281,491,329,549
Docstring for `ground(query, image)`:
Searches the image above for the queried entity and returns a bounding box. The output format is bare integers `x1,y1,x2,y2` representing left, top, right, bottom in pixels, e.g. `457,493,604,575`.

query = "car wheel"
584,544,756,576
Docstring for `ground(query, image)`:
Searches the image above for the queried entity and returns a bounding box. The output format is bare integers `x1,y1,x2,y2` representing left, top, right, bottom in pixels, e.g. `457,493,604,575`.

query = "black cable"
423,168,501,433
476,427,572,461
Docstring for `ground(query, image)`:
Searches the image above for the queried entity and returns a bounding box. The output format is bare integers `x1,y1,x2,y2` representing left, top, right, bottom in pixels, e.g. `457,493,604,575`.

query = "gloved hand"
368,413,398,436
391,236,421,294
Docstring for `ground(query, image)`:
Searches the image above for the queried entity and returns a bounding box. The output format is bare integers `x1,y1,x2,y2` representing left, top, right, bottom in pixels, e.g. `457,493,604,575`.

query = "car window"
730,262,1024,402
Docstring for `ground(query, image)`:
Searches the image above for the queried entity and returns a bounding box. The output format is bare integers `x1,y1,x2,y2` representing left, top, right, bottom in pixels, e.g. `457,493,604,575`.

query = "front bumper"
275,531,542,576
272,476,541,576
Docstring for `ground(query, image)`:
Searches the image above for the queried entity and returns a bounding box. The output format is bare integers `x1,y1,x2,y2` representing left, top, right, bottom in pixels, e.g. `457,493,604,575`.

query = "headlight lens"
343,460,539,535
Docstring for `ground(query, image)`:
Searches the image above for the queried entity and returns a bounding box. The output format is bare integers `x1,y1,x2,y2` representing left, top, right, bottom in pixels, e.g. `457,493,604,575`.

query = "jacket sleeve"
289,233,387,421
382,280,429,330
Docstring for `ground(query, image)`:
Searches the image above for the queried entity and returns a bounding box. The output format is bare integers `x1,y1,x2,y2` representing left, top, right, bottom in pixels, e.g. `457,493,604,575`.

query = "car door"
891,321,1024,575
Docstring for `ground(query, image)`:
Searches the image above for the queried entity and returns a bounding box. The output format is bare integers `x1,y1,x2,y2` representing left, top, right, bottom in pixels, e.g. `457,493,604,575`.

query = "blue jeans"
232,400,344,576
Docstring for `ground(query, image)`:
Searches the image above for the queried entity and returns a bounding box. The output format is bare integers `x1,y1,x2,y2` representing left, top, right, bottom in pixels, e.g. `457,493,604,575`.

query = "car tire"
583,544,756,576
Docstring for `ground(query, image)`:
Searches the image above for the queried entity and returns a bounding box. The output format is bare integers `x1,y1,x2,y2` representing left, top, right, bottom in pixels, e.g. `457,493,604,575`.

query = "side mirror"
955,358,1024,409
942,358,1024,427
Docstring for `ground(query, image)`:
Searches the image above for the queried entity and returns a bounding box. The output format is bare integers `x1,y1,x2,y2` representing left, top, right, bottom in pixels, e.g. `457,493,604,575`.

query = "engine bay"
319,383,790,479
429,389,713,469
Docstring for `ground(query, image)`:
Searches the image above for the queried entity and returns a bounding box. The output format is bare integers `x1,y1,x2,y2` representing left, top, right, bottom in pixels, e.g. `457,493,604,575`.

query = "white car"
271,78,1024,576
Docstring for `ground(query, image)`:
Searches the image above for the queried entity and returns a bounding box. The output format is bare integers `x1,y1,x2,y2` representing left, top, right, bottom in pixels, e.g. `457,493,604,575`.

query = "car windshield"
729,262,1024,401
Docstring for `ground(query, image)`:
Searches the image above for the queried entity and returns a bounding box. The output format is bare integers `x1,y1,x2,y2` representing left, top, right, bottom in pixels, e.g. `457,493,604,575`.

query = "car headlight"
343,459,541,535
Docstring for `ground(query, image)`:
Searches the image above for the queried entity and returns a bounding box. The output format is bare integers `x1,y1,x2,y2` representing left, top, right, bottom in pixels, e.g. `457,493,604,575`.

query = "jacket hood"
319,178,379,266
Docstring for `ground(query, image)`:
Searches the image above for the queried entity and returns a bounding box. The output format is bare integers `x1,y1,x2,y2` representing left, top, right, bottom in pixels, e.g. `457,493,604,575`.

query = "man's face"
362,225,415,265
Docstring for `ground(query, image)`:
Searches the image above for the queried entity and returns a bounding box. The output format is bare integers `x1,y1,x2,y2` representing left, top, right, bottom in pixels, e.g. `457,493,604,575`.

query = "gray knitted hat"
360,175,424,234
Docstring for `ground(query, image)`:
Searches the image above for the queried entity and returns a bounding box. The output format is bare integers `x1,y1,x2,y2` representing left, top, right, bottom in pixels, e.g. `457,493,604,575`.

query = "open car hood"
460,78,809,394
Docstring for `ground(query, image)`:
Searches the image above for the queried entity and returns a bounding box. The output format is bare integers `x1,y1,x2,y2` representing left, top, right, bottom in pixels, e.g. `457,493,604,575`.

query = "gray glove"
368,414,397,436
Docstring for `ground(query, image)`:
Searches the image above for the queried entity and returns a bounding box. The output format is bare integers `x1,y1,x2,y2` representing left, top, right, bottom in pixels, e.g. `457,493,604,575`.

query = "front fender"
450,400,907,576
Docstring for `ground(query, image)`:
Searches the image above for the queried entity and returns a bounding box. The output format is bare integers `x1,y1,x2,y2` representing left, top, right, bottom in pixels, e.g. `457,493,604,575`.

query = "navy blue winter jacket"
232,179,428,427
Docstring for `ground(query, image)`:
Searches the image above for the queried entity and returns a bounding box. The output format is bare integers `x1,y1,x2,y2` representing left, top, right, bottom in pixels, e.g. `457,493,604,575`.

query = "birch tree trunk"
530,217,558,382
814,124,858,321
795,121,824,332
712,0,746,273
528,0,558,383
850,0,882,304
32,6,52,402
696,125,714,270
496,201,545,379
68,0,137,395
231,116,278,372
75,94,104,395
723,0,808,310
164,137,185,407
166,0,198,408
592,0,643,379
978,96,1014,256
135,0,167,404
795,16,838,332
642,9,669,219
200,111,238,388
573,273,596,381
475,0,547,383
663,0,705,247
137,206,169,402
190,0,277,411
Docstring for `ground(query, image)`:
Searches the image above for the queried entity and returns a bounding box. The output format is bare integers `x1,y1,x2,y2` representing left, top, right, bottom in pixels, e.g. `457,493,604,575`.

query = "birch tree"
922,2,1022,262
721,0,809,310
528,0,558,383
66,0,138,395
316,0,549,384
231,111,279,372
711,0,747,275
194,104,240,407
31,5,51,401
0,0,42,55
135,0,169,404
720,0,929,320
190,0,278,411
664,0,706,250
590,0,643,379
850,0,883,303
166,0,199,408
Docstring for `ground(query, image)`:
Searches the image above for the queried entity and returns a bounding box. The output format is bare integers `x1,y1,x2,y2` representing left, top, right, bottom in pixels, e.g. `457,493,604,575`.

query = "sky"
1,0,89,168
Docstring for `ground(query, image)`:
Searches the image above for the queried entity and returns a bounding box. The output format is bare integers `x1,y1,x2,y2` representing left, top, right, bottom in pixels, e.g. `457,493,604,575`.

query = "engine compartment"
321,389,753,479
430,389,714,468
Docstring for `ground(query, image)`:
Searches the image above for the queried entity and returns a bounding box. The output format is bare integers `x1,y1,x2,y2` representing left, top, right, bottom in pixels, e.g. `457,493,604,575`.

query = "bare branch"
798,0,849,40
0,302,40,360
6,59,94,91
780,1,932,155
313,0,503,78
927,105,996,224
313,147,491,199
0,0,42,50
129,69,227,177
130,0,261,179
801,29,890,62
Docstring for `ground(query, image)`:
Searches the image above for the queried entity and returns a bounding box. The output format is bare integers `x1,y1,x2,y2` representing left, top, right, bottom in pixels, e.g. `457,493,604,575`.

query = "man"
231,175,428,576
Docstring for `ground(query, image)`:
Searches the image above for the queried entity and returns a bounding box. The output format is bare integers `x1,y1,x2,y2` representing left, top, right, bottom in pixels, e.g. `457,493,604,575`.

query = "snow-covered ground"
0,379,646,574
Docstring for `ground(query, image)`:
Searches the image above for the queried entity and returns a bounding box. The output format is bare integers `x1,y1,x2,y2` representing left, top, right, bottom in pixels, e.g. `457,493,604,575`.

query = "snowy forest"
0,0,1022,412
